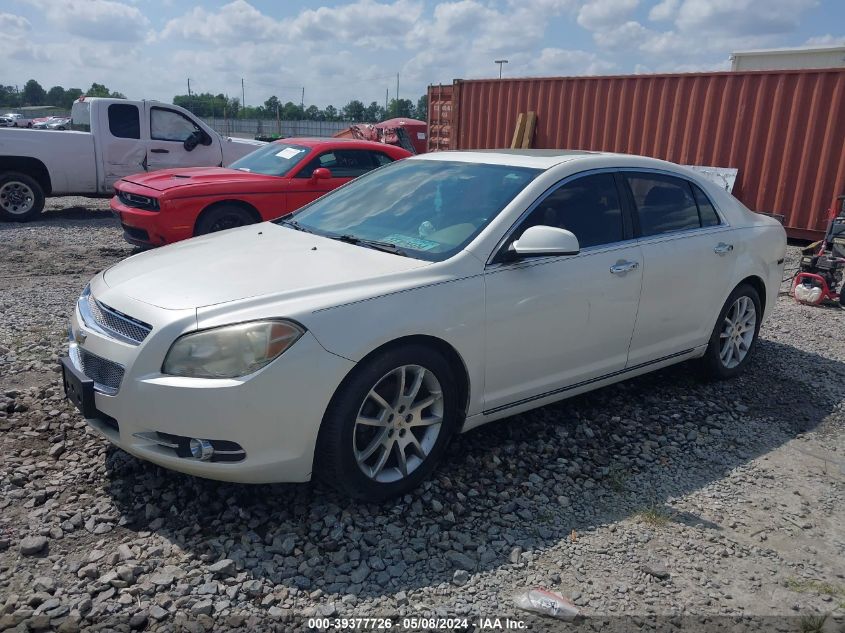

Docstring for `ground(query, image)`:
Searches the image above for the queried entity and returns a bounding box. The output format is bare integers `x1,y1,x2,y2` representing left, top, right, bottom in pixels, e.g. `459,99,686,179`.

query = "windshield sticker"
381,234,439,251
275,147,303,159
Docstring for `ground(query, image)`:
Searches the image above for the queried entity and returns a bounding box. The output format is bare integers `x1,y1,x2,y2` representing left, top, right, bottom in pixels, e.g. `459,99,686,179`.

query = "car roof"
272,137,408,152
411,149,680,171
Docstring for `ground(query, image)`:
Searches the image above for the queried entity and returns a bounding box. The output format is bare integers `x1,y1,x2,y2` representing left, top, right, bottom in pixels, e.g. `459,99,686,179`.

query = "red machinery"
335,118,427,155
792,194,845,306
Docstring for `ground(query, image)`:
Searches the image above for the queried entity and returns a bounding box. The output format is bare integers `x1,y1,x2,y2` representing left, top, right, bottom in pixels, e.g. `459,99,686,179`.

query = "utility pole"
385,88,388,118
300,87,305,111
187,78,192,112
241,78,245,118
396,73,400,110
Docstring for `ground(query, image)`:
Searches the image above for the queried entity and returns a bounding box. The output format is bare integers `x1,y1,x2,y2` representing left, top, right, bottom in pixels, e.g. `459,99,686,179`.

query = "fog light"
189,438,214,461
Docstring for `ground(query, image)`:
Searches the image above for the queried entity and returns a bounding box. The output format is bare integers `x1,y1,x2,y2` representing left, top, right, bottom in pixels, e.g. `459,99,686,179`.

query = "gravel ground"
0,199,843,632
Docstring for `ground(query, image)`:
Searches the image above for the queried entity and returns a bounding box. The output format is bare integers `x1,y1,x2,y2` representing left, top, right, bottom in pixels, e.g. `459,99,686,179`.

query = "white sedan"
61,150,786,500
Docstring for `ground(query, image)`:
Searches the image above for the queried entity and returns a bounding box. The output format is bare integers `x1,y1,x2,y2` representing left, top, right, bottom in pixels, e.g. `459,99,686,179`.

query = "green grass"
799,613,828,633
636,504,671,527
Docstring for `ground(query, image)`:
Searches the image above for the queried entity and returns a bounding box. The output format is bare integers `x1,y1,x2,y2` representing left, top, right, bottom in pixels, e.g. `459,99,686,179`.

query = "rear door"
286,149,380,210
96,102,147,192
145,105,222,172
624,171,738,366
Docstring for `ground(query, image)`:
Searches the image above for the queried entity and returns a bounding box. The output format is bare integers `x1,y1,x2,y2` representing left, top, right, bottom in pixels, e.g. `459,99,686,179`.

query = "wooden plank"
521,111,537,148
510,113,526,149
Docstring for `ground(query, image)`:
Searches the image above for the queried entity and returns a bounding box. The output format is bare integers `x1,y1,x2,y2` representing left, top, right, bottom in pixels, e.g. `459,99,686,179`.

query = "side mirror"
511,225,580,258
311,167,332,181
183,133,199,152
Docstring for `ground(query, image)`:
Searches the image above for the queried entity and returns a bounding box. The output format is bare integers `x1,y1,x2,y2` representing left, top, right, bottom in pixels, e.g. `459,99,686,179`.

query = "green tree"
0,85,21,107
342,99,365,122
415,94,428,121
85,83,125,99
264,96,280,112
322,105,338,121
46,86,66,107
62,88,83,109
364,101,384,123
386,98,413,119
22,79,46,106
304,105,320,120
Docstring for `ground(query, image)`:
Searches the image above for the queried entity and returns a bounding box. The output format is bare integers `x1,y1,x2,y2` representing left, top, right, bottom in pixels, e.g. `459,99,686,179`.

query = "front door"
483,172,643,413
286,149,379,211
144,105,221,172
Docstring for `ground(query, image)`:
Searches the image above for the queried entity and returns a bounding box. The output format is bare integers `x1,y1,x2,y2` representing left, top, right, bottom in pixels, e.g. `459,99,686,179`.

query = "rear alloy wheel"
0,172,45,222
195,205,256,236
317,345,460,501
700,284,761,379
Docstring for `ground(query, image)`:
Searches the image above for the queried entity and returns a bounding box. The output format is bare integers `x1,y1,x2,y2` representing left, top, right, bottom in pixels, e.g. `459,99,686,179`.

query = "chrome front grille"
70,346,125,394
80,290,152,345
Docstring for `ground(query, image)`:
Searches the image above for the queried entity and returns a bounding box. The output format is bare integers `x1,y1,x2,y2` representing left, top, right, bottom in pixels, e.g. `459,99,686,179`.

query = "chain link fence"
201,118,350,139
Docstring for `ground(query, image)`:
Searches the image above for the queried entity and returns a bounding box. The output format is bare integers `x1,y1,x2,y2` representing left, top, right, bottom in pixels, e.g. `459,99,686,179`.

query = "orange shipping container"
428,69,845,239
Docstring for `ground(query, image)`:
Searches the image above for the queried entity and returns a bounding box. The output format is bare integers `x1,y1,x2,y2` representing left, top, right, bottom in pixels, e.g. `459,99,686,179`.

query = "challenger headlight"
162,320,304,378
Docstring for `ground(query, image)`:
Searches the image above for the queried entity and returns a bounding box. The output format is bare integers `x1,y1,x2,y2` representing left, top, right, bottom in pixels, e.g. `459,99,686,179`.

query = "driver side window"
151,108,201,142
515,173,625,249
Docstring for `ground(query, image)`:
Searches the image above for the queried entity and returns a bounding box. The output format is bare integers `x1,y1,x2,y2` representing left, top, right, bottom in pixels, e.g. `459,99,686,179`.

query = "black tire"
194,204,256,236
699,283,762,380
315,344,461,501
0,172,45,222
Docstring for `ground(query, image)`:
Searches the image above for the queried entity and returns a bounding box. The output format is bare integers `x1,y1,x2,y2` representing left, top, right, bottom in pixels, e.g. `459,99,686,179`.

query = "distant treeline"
1,78,428,123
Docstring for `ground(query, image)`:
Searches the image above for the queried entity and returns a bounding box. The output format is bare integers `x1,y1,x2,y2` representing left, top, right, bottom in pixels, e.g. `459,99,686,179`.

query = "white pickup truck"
0,97,263,221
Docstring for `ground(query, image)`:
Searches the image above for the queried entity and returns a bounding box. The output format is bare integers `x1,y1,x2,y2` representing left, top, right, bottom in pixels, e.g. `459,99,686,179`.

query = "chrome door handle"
714,242,734,254
610,261,639,274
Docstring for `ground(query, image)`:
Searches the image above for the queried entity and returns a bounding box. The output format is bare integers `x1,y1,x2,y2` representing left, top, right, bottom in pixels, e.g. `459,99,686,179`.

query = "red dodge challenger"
111,138,412,247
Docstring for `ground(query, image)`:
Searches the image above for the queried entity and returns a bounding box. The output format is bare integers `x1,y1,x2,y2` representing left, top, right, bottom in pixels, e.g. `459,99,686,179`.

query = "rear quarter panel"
0,128,97,193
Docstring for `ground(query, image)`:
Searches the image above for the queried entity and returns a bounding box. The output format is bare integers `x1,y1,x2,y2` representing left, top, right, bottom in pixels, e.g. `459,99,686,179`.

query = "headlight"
162,320,304,378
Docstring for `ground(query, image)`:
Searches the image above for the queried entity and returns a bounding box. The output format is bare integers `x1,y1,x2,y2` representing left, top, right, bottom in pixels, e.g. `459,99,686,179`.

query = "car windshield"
230,143,311,176
275,159,540,262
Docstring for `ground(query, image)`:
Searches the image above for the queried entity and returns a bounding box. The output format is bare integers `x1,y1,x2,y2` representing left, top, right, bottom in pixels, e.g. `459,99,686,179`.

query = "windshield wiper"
279,218,315,234
332,234,409,257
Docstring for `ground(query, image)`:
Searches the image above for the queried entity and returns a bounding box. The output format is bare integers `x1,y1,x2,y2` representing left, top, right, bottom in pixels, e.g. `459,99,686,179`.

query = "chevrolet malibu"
61,150,787,500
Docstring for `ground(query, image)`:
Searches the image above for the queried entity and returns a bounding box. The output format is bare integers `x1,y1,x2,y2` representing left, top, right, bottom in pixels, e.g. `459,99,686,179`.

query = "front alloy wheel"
317,344,459,501
354,364,444,483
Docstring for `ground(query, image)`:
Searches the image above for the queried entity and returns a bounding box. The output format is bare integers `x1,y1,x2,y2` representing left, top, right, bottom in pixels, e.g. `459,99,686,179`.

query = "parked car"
1,113,33,127
111,138,412,247
31,116,60,130
61,151,786,500
0,97,263,222
45,117,71,130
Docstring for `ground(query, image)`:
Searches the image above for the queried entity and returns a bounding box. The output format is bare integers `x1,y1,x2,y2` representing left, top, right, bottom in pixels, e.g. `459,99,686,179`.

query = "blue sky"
1,0,842,109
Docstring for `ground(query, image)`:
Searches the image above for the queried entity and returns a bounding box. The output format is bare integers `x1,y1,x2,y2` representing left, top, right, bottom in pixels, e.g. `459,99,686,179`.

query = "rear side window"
108,104,140,139
516,173,624,248
692,183,721,226
298,149,377,178
371,151,395,167
626,174,699,237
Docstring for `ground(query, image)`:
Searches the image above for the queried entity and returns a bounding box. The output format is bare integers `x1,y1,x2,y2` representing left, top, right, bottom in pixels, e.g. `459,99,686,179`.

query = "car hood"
121,167,278,192
101,223,430,310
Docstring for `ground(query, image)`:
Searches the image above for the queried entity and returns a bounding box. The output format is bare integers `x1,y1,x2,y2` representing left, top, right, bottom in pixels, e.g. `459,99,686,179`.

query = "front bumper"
65,288,355,483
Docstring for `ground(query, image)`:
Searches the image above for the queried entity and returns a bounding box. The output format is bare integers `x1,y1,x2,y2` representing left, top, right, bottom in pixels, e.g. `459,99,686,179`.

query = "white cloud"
23,0,150,42
577,0,639,30
675,0,818,36
648,0,679,21
160,0,283,43
803,34,845,46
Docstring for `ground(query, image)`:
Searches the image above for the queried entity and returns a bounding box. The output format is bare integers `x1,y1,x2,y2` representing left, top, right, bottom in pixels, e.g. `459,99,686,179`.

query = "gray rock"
208,559,236,577
19,536,48,556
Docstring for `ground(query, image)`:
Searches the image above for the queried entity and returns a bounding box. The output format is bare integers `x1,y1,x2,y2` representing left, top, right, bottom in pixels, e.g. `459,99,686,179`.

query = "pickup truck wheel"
0,172,45,222
195,205,256,236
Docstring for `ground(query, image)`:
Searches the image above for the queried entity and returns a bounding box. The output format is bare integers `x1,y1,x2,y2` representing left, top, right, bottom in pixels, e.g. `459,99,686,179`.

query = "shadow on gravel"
102,338,844,599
